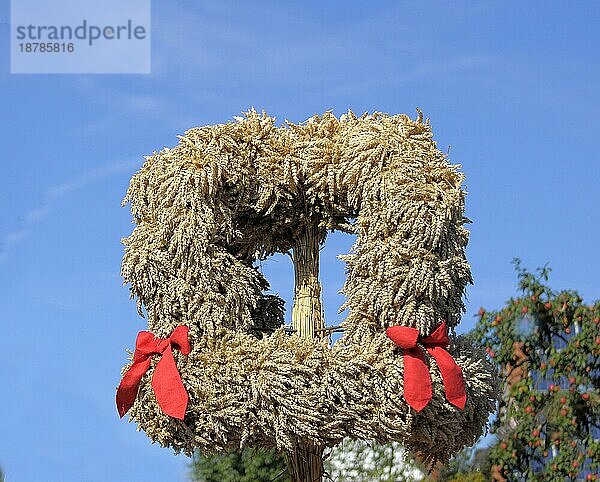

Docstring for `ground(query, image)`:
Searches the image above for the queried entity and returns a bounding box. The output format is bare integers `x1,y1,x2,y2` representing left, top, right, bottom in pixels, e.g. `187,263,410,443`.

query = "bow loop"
386,321,466,412
168,325,191,355
421,322,450,347
116,325,190,420
385,325,419,350
132,331,161,359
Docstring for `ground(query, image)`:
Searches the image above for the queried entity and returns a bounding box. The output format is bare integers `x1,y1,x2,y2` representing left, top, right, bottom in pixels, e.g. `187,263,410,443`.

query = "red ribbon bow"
116,325,191,420
386,321,466,412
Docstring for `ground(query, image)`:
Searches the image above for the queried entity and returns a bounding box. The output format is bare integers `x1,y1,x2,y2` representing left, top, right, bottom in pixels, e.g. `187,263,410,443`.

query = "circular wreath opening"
118,110,499,467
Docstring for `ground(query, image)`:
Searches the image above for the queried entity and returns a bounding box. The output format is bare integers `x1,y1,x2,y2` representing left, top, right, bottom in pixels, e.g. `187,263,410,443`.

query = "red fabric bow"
386,321,466,412
116,325,191,420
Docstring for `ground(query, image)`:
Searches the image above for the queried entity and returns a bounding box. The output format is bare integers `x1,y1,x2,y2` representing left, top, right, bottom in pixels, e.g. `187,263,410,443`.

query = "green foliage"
472,260,599,481
446,473,485,482
324,440,424,481
435,446,490,481
190,441,427,482
190,447,290,482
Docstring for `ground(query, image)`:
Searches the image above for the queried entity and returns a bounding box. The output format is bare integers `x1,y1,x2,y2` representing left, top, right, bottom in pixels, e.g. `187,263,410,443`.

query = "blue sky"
1,1,599,481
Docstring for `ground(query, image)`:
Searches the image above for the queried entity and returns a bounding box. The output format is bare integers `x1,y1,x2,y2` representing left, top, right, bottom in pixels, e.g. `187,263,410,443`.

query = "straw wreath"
118,110,499,464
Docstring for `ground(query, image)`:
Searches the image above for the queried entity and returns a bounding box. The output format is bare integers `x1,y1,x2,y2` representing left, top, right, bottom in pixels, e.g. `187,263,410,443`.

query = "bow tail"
152,345,189,420
116,357,152,418
427,346,467,409
403,347,433,412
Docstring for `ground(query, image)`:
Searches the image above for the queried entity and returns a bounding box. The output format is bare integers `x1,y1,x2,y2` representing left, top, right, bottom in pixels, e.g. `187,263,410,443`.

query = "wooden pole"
287,222,325,481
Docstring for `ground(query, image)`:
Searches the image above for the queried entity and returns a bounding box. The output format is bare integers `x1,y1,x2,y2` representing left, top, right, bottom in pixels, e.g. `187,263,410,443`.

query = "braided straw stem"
286,440,325,482
289,222,325,480
291,223,325,340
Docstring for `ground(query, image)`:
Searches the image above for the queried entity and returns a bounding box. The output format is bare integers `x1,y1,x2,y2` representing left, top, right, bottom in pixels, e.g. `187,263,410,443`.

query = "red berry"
531,295,537,302
489,351,495,358
565,327,571,334
594,317,600,324
560,396,567,404
545,302,552,310
478,308,485,316
525,406,534,414
549,384,556,392
501,442,507,449
532,429,540,437
560,408,568,417
521,306,529,314
582,392,590,400
569,377,576,385
572,460,579,468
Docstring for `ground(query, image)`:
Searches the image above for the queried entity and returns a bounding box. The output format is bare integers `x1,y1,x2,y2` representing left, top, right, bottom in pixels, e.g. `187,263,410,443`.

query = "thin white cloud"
69,3,491,134
0,160,135,263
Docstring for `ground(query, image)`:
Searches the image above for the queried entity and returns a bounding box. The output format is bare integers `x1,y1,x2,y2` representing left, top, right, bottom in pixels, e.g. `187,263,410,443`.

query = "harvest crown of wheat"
115,109,499,479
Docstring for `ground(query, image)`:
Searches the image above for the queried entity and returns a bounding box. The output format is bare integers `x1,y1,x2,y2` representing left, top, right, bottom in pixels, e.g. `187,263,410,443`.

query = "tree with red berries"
472,260,599,481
